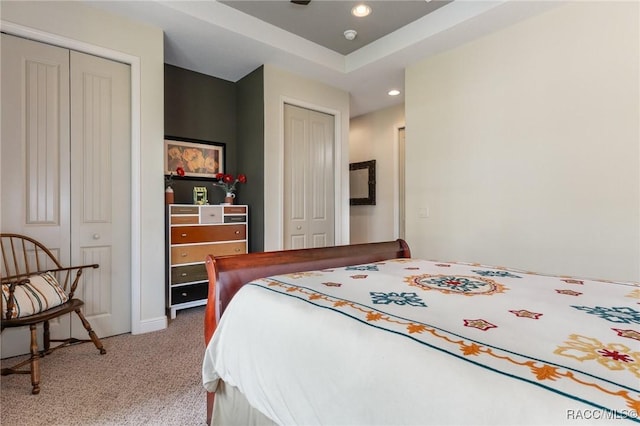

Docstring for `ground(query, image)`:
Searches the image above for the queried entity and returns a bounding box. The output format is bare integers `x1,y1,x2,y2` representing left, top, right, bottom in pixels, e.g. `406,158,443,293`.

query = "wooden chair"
0,233,106,394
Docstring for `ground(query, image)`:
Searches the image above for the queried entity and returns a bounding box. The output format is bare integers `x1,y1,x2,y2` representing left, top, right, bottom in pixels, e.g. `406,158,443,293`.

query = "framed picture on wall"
349,160,376,205
164,136,225,179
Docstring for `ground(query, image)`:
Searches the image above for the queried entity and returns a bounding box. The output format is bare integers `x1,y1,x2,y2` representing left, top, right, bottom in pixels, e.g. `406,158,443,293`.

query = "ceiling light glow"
388,89,400,96
351,4,371,17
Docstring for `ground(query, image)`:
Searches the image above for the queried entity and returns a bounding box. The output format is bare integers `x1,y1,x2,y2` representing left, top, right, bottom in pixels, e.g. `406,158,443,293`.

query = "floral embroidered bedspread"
248,258,640,420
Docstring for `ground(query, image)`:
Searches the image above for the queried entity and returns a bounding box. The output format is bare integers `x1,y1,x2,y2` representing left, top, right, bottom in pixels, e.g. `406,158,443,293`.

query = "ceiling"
219,1,452,55
91,0,559,117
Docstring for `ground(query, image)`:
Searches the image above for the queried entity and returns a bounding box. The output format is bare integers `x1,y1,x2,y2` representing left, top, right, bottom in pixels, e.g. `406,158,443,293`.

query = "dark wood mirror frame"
349,160,376,205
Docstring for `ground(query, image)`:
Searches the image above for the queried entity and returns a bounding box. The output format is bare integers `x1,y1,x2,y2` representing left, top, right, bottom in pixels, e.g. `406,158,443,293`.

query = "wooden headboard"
203,239,410,424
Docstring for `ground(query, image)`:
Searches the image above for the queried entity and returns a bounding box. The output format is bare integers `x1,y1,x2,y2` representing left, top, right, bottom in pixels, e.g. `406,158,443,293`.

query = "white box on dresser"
166,204,248,318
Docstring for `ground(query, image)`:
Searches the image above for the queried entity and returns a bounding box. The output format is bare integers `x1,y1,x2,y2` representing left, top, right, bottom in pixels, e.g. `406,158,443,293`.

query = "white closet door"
1,34,72,357
0,35,131,358
283,104,335,249
0,34,71,256
69,51,131,338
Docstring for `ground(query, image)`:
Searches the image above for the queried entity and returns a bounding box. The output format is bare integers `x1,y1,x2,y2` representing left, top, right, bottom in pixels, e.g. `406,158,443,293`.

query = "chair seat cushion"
2,272,69,319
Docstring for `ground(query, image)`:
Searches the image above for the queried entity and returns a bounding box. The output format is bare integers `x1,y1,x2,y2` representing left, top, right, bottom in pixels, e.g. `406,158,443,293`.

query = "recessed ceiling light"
388,89,400,96
351,4,371,17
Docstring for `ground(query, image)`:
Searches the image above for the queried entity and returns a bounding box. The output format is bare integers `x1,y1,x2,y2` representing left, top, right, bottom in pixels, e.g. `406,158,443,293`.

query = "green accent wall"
237,66,265,252
164,64,264,252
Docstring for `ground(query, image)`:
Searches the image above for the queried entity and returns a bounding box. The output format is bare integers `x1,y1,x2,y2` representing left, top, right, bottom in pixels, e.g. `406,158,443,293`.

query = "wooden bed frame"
203,239,411,424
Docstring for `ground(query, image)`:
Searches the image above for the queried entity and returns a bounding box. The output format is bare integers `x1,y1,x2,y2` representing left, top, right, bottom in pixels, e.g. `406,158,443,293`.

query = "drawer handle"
181,233,187,237
181,273,188,277
181,253,187,257
235,230,240,234
181,292,187,297
235,248,241,252
210,214,216,217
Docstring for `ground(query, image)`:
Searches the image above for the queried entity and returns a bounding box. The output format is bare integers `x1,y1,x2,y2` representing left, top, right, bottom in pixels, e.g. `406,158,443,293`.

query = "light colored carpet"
1,306,207,426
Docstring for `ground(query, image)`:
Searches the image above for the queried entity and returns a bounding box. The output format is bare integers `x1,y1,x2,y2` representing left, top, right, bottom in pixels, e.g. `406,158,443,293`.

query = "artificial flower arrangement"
213,173,247,197
165,166,185,188
164,166,185,204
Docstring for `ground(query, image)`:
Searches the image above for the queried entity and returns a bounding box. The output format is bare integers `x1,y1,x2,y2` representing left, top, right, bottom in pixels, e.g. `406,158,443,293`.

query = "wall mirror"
349,160,376,205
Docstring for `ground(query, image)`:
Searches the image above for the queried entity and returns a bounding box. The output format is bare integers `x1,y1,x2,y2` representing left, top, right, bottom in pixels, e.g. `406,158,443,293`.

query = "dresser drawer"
171,215,199,225
171,224,246,244
171,282,208,305
171,241,246,264
199,206,223,224
224,206,247,214
171,205,199,215
224,215,246,223
171,264,208,284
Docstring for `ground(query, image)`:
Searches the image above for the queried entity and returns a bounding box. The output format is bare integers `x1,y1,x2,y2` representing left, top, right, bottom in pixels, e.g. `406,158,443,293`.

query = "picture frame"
349,160,376,205
164,136,225,179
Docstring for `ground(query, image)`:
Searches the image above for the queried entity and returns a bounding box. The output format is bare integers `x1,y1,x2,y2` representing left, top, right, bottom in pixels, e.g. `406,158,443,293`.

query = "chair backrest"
1,233,65,286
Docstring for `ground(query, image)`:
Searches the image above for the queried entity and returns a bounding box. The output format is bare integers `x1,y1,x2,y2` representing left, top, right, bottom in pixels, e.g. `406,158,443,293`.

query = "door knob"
296,226,302,230
93,233,100,240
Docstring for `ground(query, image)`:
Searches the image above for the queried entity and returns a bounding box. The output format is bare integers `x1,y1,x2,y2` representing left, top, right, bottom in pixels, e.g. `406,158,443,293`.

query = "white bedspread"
203,259,639,425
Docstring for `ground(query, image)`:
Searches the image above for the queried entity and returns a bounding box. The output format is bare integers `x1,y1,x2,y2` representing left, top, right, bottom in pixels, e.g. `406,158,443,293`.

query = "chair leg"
74,309,106,355
29,324,41,395
43,320,51,353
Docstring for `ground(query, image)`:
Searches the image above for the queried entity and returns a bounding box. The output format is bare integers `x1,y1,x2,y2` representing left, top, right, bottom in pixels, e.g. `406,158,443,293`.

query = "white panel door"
69,51,131,338
283,104,334,249
0,34,131,357
1,34,72,357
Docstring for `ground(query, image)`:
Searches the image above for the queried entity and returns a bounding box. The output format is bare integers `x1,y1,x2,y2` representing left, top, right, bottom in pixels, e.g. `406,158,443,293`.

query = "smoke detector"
344,29,357,41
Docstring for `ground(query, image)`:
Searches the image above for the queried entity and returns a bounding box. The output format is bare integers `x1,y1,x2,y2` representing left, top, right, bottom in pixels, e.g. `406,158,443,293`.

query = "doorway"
397,126,406,240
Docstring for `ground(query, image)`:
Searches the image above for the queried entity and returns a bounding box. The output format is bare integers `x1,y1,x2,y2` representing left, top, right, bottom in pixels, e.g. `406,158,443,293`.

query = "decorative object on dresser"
193,186,208,205
166,204,248,319
212,173,247,205
165,166,185,205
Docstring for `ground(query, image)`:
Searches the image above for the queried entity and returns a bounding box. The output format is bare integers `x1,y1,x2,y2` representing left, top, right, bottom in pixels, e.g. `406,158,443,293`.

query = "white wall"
1,1,167,332
349,104,404,244
263,64,350,250
405,1,639,282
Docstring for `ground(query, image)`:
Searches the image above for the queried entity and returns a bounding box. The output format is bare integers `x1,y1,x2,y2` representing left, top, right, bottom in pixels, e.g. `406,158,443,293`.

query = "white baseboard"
133,315,168,335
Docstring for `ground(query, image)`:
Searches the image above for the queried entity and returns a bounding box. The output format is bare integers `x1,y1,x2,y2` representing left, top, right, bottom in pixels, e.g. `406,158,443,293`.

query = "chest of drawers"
166,204,248,318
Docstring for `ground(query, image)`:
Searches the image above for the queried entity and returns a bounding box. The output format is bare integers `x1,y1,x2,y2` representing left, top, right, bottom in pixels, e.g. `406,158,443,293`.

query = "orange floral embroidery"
407,323,426,334
460,343,482,356
366,312,382,321
627,289,640,300
628,400,640,414
531,364,562,381
286,271,320,279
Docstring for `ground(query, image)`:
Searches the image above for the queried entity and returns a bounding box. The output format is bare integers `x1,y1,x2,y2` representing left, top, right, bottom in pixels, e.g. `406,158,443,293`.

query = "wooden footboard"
203,239,411,424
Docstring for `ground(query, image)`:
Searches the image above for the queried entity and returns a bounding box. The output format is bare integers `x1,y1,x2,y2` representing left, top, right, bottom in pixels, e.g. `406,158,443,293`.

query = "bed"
202,240,639,425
